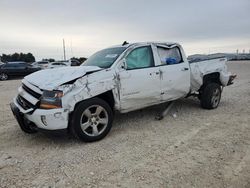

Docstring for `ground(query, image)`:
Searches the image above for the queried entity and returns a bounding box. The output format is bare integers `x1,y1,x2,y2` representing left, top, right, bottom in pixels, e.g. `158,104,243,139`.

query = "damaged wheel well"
95,90,115,110
200,72,221,90
198,72,222,98
73,90,115,111
68,90,115,131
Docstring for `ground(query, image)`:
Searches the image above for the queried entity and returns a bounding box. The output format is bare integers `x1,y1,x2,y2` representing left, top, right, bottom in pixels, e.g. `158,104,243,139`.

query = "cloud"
0,0,249,59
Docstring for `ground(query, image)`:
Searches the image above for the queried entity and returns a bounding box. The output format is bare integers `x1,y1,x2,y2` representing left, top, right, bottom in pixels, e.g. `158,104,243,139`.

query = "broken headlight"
40,90,63,109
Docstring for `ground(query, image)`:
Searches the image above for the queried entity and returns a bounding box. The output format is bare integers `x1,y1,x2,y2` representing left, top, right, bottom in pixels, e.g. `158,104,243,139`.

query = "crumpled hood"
24,66,102,90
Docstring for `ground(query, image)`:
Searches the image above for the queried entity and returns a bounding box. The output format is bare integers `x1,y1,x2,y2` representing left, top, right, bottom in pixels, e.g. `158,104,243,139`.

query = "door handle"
181,67,189,71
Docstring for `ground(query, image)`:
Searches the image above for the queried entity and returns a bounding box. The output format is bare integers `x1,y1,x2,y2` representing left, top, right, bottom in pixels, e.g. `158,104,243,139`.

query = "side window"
39,61,48,65
22,63,27,67
3,64,10,69
16,63,26,68
126,46,154,70
3,64,14,68
157,47,182,65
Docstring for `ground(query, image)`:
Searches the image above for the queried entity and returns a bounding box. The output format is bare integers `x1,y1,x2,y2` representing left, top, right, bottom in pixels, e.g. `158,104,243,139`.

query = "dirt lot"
0,61,250,188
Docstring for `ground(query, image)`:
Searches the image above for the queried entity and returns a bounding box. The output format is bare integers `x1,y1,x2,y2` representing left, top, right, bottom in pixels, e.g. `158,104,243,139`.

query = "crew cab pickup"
10,42,236,142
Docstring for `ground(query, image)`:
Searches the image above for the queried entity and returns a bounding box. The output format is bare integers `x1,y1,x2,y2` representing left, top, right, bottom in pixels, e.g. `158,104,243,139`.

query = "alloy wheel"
80,105,109,137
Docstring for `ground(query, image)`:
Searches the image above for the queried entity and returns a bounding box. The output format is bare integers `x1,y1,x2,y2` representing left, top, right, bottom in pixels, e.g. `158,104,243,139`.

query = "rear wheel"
70,98,113,142
200,83,222,109
0,73,8,81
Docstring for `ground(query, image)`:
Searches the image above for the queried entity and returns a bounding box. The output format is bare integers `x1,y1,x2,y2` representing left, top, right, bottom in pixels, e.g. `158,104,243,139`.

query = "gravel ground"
0,61,250,188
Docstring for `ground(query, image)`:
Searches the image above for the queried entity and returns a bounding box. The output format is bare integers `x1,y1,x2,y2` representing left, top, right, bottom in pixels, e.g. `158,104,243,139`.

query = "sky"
0,0,250,60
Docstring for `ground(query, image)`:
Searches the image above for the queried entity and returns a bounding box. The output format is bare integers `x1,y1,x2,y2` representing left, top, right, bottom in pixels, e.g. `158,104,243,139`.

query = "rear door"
155,46,190,101
16,63,28,76
118,45,161,111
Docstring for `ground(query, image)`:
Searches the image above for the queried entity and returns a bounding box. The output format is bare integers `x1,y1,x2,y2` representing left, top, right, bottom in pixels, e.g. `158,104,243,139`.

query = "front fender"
59,71,119,112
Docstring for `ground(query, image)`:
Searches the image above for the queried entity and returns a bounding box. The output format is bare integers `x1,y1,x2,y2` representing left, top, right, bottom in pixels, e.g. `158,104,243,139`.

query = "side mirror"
121,59,127,70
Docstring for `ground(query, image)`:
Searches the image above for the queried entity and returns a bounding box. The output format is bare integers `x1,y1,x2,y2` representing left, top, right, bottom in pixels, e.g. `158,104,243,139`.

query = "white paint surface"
13,42,233,130
24,66,102,90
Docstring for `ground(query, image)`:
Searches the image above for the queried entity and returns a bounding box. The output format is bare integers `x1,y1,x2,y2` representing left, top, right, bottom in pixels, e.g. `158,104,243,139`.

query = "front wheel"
0,73,8,81
70,98,113,142
200,83,222,109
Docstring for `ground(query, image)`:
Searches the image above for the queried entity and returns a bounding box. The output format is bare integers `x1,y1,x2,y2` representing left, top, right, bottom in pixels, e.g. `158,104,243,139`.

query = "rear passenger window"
157,47,182,65
16,63,26,67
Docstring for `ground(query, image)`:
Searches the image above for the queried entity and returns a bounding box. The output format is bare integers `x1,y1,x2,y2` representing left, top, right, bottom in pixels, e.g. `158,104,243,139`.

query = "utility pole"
70,39,73,58
63,39,66,61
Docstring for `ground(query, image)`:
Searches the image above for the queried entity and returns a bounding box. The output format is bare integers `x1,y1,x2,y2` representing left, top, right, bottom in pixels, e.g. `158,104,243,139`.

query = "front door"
118,46,161,112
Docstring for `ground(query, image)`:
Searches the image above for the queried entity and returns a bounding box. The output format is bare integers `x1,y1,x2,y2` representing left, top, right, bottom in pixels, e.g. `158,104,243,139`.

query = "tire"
200,83,222,109
19,122,38,134
70,98,113,142
0,73,8,81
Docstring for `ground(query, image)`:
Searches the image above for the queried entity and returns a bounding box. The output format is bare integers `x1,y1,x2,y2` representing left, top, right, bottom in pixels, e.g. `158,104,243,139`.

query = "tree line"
0,53,87,64
0,53,35,63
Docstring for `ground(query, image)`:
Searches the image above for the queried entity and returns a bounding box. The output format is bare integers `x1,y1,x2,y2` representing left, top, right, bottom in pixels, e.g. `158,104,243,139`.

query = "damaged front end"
58,68,118,112
11,65,118,132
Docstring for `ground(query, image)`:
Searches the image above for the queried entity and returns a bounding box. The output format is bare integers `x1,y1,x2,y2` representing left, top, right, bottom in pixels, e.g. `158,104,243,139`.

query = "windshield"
82,47,126,68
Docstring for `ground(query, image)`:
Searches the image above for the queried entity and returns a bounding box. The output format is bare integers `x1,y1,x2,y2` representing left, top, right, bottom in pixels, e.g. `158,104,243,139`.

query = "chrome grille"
16,95,35,110
22,84,42,99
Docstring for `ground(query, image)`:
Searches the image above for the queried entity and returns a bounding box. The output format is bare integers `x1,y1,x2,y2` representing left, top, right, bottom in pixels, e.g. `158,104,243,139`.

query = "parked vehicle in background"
0,61,41,81
46,60,82,69
48,62,68,69
56,60,81,66
10,42,236,142
32,61,50,69
70,59,81,66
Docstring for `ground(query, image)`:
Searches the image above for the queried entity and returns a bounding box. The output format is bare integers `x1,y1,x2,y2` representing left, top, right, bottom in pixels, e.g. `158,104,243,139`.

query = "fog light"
41,116,47,126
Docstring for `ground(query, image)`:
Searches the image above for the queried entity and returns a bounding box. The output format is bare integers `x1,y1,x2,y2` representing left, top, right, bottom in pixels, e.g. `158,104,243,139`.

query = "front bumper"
10,102,37,131
10,101,69,131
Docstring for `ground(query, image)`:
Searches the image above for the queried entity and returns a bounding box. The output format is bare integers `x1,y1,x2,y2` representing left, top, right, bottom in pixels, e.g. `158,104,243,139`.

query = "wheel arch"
72,90,115,112
67,90,115,130
68,92,114,141
199,72,222,91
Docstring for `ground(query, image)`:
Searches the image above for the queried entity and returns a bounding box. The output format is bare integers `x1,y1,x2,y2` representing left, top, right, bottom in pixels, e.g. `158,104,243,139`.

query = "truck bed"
189,57,232,92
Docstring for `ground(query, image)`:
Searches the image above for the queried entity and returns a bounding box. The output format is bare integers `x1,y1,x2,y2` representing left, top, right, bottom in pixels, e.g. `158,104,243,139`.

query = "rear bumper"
10,101,69,131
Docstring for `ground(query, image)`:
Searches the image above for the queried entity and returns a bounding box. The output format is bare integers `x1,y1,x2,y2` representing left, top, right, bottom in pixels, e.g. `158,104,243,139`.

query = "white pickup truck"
10,42,236,142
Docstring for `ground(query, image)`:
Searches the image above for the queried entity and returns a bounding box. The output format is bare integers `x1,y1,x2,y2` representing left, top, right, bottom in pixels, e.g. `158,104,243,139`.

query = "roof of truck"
110,42,180,49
